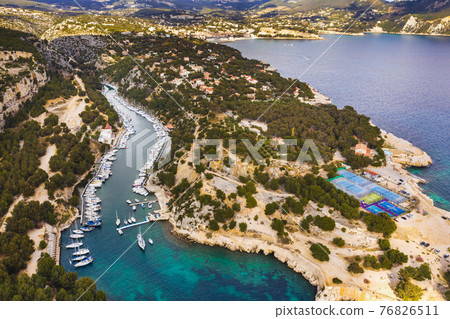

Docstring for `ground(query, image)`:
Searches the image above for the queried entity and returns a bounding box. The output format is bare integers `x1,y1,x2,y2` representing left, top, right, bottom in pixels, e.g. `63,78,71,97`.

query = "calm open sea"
228,34,450,210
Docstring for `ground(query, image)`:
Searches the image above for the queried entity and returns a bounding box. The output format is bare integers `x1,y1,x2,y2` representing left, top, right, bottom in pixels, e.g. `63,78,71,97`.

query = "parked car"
442,216,448,220
424,243,430,247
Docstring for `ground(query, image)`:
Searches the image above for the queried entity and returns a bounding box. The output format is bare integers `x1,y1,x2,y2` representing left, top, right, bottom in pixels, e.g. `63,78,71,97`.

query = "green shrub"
310,243,330,261
347,262,364,274
238,222,247,232
332,237,345,247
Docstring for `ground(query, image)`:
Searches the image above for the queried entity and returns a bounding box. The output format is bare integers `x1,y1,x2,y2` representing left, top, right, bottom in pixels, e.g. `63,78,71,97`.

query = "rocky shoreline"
157,128,440,300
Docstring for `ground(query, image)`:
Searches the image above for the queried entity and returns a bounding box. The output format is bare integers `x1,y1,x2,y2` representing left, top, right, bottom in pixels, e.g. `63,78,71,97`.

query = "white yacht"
137,228,146,250
73,248,90,256
74,256,93,268
70,233,84,239
66,241,83,249
116,211,120,227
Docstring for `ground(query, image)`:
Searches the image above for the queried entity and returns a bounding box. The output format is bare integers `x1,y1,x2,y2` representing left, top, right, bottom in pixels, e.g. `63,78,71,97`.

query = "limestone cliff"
382,130,433,167
0,51,48,129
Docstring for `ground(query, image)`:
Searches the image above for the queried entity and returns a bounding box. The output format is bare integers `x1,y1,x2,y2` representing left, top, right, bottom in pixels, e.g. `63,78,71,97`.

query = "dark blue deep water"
228,34,450,210
60,99,316,300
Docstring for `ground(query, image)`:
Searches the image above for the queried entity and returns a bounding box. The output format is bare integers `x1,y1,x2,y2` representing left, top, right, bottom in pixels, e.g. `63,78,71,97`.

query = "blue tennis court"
339,170,372,186
378,201,406,216
334,179,368,197
365,205,384,214
370,186,406,204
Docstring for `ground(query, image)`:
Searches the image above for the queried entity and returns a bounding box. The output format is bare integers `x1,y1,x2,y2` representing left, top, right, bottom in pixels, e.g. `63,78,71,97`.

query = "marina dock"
117,216,152,231
129,200,158,206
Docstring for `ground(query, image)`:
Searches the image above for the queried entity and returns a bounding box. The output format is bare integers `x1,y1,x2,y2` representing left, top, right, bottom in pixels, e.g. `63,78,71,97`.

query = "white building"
98,123,114,145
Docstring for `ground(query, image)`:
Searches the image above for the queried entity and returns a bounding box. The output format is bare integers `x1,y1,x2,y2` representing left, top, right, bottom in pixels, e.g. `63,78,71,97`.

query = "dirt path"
24,225,47,275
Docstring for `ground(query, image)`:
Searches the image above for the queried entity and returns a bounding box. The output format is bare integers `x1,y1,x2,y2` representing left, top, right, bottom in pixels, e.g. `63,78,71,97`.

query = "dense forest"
0,29,107,300
103,34,385,168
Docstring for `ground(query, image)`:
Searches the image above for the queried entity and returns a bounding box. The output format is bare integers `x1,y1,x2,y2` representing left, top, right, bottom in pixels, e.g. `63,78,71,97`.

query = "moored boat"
70,233,84,239
74,256,94,268
73,248,90,256
80,226,94,232
66,241,83,249
72,255,87,262
116,210,120,227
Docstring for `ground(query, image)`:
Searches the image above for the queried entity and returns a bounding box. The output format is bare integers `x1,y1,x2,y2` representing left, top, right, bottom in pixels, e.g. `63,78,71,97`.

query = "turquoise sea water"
228,34,450,211
60,99,316,301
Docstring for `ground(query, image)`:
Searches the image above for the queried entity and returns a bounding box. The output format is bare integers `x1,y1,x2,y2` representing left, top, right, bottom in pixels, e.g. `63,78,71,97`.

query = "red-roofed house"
355,143,372,158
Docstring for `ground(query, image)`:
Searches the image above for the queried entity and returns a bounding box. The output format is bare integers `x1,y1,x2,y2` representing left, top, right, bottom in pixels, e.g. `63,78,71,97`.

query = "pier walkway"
117,217,152,231
128,200,158,206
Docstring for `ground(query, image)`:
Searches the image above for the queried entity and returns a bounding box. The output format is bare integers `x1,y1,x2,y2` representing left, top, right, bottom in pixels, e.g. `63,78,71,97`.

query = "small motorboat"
148,238,153,245
135,199,139,202
73,229,84,235
80,226,94,232
124,219,128,225
141,203,145,208
132,205,137,211
126,200,132,204
118,229,123,235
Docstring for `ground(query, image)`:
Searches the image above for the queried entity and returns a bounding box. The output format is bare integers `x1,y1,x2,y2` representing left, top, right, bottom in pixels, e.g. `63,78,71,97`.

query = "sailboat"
66,240,83,249
116,210,120,227
137,227,146,250
73,248,90,256
72,255,87,262
72,219,83,234
74,256,94,268
70,233,84,239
